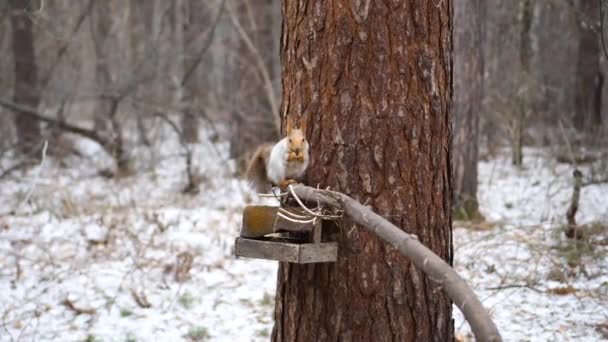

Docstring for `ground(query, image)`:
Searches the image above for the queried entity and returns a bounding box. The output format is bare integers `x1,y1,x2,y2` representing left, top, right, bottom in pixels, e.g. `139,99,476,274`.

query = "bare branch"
61,298,96,315
289,184,503,342
40,0,94,90
227,2,280,134
180,0,226,87
0,98,110,147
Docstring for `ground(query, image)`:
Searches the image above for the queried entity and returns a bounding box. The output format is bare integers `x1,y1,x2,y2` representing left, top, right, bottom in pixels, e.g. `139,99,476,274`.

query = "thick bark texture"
453,0,484,219
273,1,453,341
10,0,41,151
574,0,602,131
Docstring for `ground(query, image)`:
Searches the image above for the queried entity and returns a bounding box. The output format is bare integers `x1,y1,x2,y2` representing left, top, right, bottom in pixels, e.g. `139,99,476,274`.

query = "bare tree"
91,0,114,133
9,0,41,152
228,0,281,169
453,0,485,220
175,0,199,143
512,0,533,167
534,1,577,126
573,0,603,132
272,1,454,340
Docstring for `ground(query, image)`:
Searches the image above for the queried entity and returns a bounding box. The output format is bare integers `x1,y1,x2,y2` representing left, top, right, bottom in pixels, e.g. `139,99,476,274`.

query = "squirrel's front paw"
279,179,297,190
287,152,305,162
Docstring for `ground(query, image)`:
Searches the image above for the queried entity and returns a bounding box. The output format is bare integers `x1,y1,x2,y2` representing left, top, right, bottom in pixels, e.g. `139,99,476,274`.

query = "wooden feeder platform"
234,205,338,264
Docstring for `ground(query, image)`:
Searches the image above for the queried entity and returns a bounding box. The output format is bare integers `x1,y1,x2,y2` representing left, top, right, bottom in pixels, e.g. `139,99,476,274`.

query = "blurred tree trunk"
128,0,151,146
230,1,280,169
91,0,113,133
535,1,577,125
573,0,602,131
176,0,199,143
272,1,453,341
512,0,532,167
91,0,128,173
453,0,484,220
9,0,41,152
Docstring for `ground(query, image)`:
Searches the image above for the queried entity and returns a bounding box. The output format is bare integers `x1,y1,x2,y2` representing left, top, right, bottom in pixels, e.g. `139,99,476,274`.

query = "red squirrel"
245,117,309,192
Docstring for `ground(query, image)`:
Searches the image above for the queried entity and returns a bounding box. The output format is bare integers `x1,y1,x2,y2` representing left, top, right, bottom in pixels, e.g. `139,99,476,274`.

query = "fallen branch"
485,284,542,293
0,97,131,172
289,184,503,342
61,298,96,315
130,289,152,309
0,98,110,147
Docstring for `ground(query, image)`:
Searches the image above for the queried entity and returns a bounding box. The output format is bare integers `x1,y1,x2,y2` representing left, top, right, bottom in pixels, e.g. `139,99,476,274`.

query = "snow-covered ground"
453,148,608,341
1,129,606,341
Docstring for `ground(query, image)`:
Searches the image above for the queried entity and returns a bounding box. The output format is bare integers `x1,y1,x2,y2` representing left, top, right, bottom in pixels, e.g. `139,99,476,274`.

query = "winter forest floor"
0,128,606,342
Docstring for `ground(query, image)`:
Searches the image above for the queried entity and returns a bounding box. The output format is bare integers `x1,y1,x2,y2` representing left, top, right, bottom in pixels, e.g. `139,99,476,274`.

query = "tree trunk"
453,0,484,220
91,0,113,133
229,1,280,168
176,0,199,143
512,0,532,167
128,0,151,146
272,1,453,341
9,0,41,152
573,0,602,131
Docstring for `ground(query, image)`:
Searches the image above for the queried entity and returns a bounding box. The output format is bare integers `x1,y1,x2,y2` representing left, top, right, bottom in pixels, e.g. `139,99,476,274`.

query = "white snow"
453,148,608,341
1,130,606,342
0,128,278,342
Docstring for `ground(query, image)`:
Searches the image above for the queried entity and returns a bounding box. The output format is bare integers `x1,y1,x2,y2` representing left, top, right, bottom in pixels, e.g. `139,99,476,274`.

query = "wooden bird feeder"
234,205,338,263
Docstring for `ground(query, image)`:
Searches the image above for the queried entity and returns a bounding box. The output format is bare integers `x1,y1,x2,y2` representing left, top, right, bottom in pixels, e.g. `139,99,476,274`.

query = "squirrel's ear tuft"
286,116,293,135
300,116,307,133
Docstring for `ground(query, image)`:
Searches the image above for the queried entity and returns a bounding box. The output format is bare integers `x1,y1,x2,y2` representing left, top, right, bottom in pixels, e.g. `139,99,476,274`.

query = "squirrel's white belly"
285,160,308,179
266,141,287,184
266,138,309,184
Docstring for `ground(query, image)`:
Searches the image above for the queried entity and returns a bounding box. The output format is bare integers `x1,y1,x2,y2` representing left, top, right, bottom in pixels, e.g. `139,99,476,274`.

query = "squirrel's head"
286,117,307,161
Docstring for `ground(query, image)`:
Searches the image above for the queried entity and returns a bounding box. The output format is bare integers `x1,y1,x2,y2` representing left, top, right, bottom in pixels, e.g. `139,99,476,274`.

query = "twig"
155,113,198,193
276,211,315,224
130,289,151,309
485,284,542,293
61,298,96,315
181,0,226,87
558,119,577,168
226,2,280,134
0,160,35,179
40,0,94,90
16,140,48,215
582,177,608,186
0,98,110,147
278,207,313,220
288,184,343,220
257,191,287,198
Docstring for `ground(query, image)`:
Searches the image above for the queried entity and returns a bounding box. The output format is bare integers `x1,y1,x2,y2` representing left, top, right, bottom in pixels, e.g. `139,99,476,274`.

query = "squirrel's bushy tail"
245,144,273,193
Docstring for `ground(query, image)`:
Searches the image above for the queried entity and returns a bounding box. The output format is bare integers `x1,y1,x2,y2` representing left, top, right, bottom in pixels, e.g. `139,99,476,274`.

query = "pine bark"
9,0,41,152
453,0,484,219
273,1,453,341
